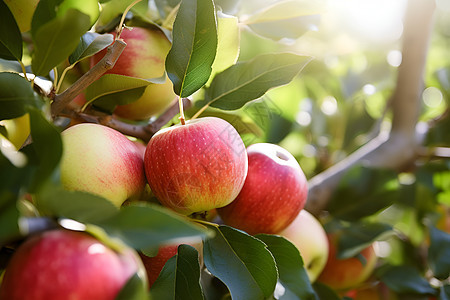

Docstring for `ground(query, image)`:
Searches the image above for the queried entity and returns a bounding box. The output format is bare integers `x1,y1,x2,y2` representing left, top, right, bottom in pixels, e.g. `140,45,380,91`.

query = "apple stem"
116,0,143,40
178,95,186,125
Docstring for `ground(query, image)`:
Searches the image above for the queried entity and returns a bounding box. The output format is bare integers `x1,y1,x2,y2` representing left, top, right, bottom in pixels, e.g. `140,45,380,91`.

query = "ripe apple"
90,27,176,120
217,143,308,235
278,210,329,282
317,233,378,291
0,114,30,149
0,229,146,300
139,238,203,288
60,123,146,207
144,117,248,215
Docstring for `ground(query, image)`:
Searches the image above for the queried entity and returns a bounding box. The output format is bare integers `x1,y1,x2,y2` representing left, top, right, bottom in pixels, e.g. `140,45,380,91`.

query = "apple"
317,233,378,291
60,123,146,207
0,229,146,300
278,210,328,282
0,114,30,150
139,238,203,288
144,117,248,215
90,27,176,120
217,143,308,235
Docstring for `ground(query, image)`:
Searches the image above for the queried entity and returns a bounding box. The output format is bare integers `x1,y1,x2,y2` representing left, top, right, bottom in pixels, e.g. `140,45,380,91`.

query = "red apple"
317,233,378,291
144,117,248,215
278,210,329,282
91,27,176,120
60,123,146,207
0,229,146,300
217,143,308,235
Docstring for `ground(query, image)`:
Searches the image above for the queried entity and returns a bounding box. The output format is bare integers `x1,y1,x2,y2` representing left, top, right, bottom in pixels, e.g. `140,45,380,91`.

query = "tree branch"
305,0,436,216
51,39,127,116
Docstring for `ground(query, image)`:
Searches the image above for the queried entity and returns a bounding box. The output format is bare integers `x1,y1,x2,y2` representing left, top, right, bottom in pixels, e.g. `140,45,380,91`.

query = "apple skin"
144,117,248,215
0,229,146,300
60,123,146,207
91,27,176,120
278,210,329,282
0,114,30,149
317,233,378,291
217,143,308,235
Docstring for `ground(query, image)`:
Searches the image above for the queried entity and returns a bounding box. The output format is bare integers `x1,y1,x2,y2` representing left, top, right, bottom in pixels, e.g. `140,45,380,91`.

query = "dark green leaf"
256,234,317,300
203,225,278,300
96,203,210,250
115,273,149,300
428,225,450,280
327,166,400,221
31,0,64,37
92,87,147,114
200,53,312,110
150,245,204,300
377,265,437,296
32,9,91,76
0,1,23,61
69,32,114,65
27,107,63,192
0,201,20,246
35,185,119,224
312,282,341,300
166,0,218,97
0,72,39,120
439,285,450,300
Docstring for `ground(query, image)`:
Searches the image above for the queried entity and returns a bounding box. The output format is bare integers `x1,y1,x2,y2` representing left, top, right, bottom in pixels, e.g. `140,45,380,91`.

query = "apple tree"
0,0,449,299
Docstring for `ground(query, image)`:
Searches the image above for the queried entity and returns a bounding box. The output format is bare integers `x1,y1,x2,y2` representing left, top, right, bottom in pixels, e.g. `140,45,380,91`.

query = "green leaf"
32,8,91,76
377,265,437,296
439,285,450,300
0,1,23,61
96,203,211,250
244,0,322,42
69,32,114,65
203,225,278,300
428,225,450,280
26,107,63,192
0,72,39,120
256,234,317,300
200,53,312,110
327,166,400,221
35,185,119,224
0,200,20,246
312,282,341,300
166,0,218,97
115,273,149,300
31,0,63,37
57,0,100,25
150,245,204,300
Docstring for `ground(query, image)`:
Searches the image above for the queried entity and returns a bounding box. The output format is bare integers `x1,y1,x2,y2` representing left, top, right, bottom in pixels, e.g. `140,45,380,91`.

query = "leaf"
440,285,450,300
69,32,114,65
256,234,317,300
31,8,91,76
427,225,450,280
166,0,218,97
150,245,204,300
203,225,278,300
377,265,437,296
35,185,119,224
95,203,211,250
0,200,20,246
312,282,341,300
0,72,39,120
115,273,149,300
200,53,312,110
244,0,322,42
0,1,23,61
327,166,401,221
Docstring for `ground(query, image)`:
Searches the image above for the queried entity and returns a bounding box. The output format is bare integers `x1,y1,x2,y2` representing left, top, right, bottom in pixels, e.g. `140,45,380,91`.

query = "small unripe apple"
60,123,146,207
144,117,248,215
91,27,176,120
317,233,378,291
217,143,308,235
0,229,145,300
278,210,329,282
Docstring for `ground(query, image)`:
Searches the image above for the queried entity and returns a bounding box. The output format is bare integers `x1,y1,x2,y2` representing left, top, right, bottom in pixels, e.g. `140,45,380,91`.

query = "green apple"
278,210,329,282
91,27,176,120
59,123,146,207
0,114,30,150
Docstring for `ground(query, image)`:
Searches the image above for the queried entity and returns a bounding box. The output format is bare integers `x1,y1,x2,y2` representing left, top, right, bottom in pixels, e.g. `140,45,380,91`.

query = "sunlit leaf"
166,0,218,97
0,1,23,61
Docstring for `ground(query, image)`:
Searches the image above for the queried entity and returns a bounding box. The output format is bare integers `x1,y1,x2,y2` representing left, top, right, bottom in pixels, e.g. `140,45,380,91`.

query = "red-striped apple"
144,117,248,215
60,123,146,206
0,229,146,300
217,143,308,234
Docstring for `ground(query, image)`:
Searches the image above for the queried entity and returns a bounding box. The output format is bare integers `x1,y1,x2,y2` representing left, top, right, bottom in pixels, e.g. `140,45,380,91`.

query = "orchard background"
0,0,449,299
